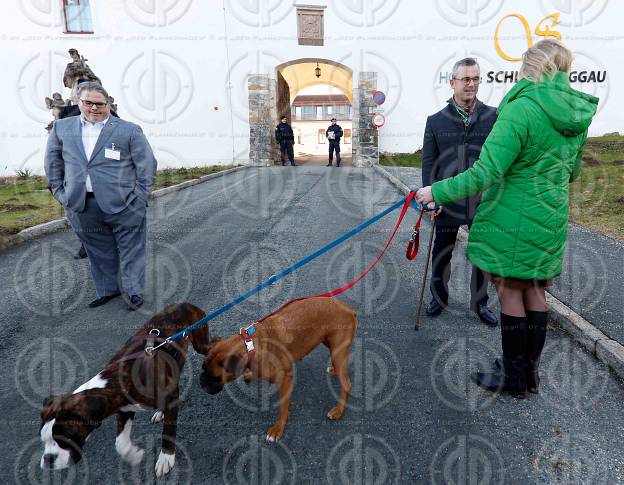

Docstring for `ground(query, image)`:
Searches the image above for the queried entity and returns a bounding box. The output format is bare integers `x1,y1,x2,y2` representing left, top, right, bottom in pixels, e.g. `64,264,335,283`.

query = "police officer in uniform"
326,118,343,167
275,115,296,166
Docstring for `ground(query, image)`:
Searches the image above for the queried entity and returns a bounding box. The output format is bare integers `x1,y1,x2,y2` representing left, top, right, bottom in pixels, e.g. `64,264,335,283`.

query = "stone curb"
374,163,624,381
17,165,248,242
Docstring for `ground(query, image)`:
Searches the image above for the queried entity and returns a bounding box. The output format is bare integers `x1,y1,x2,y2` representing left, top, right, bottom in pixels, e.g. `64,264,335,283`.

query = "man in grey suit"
45,82,157,310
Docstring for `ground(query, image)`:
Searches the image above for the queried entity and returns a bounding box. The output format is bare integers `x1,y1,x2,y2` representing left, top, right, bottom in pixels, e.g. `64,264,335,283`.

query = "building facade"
0,1,620,175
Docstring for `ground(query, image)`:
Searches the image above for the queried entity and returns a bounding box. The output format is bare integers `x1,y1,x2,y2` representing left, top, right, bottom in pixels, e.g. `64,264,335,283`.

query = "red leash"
240,191,424,367
245,191,423,331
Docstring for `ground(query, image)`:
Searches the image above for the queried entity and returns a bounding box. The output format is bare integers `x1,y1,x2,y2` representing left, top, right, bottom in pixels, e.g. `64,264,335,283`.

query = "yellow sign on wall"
494,13,562,62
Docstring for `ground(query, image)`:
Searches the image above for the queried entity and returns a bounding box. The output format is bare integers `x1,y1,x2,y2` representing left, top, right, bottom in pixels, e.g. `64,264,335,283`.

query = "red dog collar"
239,323,257,370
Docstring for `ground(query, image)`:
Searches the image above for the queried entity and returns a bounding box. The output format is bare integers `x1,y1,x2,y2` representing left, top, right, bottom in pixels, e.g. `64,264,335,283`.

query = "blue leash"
150,194,426,349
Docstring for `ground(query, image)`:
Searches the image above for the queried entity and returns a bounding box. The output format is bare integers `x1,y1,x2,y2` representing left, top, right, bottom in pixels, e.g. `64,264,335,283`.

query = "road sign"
372,90,386,106
372,113,385,128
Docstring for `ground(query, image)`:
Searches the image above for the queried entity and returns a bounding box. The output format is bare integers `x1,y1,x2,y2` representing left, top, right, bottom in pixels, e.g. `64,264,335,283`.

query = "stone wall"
248,75,276,166
352,72,378,167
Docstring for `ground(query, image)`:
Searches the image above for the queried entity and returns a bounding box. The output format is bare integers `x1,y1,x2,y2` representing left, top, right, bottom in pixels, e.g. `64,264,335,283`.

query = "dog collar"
239,323,257,370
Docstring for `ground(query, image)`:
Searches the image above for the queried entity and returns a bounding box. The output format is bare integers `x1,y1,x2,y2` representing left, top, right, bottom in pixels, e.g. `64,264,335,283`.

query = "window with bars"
344,129,352,144
318,129,326,144
63,0,94,34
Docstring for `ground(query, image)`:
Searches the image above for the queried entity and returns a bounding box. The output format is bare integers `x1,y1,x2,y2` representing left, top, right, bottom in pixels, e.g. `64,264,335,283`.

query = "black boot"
525,310,548,393
471,313,527,399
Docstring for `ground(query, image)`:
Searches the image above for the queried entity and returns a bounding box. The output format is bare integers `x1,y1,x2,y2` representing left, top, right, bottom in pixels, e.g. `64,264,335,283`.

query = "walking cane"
415,216,436,331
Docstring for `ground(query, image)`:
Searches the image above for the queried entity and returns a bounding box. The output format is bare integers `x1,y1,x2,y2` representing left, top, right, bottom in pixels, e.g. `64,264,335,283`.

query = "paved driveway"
2,166,623,484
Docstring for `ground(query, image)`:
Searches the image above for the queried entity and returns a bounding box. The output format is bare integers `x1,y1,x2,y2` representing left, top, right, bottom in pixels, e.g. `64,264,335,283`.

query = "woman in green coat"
416,39,599,398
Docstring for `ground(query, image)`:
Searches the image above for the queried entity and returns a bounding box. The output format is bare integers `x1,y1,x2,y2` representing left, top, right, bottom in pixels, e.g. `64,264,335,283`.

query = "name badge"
105,148,121,160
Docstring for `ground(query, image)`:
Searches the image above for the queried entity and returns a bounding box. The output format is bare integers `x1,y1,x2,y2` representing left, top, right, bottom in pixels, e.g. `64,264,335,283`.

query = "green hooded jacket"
431,71,599,279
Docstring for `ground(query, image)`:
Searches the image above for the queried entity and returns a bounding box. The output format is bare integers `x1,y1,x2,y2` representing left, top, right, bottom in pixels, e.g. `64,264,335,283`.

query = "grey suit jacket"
44,116,157,214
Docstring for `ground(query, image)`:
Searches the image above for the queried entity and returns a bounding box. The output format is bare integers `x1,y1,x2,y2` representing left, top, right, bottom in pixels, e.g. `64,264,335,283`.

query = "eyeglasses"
453,76,482,85
80,99,108,108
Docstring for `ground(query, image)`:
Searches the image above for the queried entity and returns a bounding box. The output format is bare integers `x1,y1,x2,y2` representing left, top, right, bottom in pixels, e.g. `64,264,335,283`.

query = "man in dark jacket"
326,118,344,167
275,115,296,166
421,57,498,326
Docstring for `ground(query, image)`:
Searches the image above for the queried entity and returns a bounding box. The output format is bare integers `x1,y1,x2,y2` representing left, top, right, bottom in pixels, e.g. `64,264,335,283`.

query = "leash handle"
406,209,424,260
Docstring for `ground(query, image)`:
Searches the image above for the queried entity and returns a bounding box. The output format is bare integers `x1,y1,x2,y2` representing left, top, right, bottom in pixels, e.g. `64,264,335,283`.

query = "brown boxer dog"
39,302,209,477
200,297,357,442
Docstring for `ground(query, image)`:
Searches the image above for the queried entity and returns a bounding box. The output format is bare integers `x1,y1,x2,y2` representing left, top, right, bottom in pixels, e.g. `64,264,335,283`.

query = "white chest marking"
73,373,108,394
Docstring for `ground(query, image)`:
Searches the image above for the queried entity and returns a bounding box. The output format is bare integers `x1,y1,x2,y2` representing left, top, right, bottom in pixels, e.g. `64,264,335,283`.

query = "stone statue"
63,48,101,97
45,49,119,131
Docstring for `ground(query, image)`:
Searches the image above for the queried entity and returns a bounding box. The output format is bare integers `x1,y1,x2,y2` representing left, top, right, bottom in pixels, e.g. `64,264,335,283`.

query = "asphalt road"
2,166,624,484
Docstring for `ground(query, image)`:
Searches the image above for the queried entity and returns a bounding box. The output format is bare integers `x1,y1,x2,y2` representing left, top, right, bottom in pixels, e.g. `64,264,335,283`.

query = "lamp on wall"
315,62,321,78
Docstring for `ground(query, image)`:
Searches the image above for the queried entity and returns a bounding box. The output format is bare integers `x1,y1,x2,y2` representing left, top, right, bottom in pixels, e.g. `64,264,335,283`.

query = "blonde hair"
519,39,574,82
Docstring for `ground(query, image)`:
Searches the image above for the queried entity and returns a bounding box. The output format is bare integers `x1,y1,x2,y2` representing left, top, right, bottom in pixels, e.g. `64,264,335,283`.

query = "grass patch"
0,165,236,248
380,151,422,168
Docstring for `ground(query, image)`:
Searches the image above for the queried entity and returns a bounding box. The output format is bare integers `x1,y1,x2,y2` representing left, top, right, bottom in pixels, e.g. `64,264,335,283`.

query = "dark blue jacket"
422,99,497,226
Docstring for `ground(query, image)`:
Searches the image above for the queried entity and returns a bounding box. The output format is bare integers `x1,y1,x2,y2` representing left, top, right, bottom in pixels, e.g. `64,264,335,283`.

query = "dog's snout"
42,453,56,468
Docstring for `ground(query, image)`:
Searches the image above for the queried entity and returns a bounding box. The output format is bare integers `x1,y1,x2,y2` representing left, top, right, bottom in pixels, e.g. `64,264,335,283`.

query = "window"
295,106,302,120
63,0,94,34
318,129,326,144
344,129,352,144
302,105,314,120
327,106,333,115
316,106,323,120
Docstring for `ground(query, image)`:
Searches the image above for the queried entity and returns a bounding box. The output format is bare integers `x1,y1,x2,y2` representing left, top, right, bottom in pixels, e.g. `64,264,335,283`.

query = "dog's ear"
224,354,244,377
41,395,63,420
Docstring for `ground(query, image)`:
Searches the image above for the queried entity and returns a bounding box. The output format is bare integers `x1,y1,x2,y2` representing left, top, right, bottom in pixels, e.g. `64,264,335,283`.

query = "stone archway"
247,59,378,167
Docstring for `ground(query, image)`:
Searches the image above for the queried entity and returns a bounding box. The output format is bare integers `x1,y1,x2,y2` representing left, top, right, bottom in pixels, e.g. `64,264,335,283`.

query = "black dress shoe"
425,298,445,317
88,292,121,308
127,294,144,311
475,304,499,327
326,162,333,167
74,244,87,259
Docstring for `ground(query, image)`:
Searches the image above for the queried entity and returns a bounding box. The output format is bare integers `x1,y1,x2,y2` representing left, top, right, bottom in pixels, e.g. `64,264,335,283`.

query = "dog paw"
154,451,175,477
151,411,164,424
265,424,285,443
327,405,344,420
326,365,335,374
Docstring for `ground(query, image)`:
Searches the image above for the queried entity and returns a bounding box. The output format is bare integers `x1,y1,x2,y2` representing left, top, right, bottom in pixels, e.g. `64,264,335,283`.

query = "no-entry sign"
372,113,385,128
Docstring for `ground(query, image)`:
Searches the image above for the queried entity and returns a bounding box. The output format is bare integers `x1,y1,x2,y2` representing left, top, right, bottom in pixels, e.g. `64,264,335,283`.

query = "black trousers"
279,141,295,165
329,140,341,164
430,224,488,310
